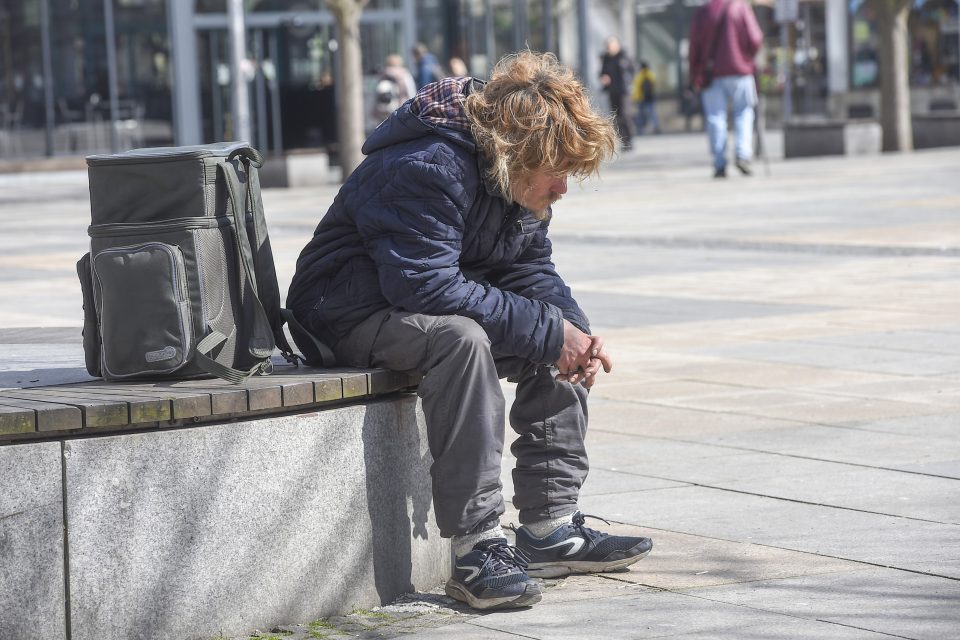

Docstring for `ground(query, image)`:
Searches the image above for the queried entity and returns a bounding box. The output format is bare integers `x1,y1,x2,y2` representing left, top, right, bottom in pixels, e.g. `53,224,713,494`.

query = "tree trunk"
326,0,369,180
872,0,913,151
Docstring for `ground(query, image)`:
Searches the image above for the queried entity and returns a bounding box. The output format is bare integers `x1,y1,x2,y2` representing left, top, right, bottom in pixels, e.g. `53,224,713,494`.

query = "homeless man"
287,51,653,611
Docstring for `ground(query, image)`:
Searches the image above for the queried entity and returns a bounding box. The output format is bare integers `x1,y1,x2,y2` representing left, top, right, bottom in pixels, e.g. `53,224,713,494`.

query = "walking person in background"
632,61,661,135
412,42,444,89
689,0,763,178
372,53,417,123
599,36,635,151
448,56,469,77
287,51,653,611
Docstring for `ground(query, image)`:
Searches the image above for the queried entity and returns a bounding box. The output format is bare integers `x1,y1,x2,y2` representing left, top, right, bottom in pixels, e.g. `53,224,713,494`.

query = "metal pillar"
484,0,495,73
514,2,528,51
544,0,555,55
40,0,55,156
268,29,283,155
252,30,268,152
227,0,252,144
403,0,417,69
103,0,120,152
577,0,589,81
782,23,792,121
167,0,203,145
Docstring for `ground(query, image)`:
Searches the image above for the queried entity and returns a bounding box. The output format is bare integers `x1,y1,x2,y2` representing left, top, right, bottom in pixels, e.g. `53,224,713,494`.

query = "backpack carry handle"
228,145,264,168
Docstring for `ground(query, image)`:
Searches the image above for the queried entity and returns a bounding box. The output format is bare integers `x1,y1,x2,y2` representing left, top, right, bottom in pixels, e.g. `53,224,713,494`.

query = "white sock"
452,525,505,558
523,513,574,538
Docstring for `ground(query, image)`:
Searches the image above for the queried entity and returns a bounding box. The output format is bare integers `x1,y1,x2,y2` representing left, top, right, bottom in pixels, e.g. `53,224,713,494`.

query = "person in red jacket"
689,0,763,177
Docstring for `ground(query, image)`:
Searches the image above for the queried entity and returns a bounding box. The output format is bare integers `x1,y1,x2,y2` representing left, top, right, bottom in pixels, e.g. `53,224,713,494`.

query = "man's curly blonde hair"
464,51,617,201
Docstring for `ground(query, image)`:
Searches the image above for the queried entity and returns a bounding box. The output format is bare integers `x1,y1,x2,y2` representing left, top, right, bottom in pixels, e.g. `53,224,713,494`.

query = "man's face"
512,170,568,217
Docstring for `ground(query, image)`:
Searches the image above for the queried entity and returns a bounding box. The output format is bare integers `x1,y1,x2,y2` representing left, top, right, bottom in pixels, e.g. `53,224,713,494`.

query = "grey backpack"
76,142,331,383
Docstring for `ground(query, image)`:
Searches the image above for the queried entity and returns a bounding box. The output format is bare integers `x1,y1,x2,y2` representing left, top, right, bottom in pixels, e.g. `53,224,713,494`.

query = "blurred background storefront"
0,0,957,161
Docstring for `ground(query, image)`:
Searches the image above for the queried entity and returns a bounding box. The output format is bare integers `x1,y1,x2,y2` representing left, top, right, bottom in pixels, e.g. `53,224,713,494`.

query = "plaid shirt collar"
411,76,474,135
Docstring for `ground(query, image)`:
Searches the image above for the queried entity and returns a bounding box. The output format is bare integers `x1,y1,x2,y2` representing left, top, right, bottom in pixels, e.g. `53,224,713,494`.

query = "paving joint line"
595,425,960,482
597,517,960,583
461,621,540,639
602,573,919,640
592,574,917,639
591,467,958,526
619,378,960,424
553,233,960,258
814,620,918,640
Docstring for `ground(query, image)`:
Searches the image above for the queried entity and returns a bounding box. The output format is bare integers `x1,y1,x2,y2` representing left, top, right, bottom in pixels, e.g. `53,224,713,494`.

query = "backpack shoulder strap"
228,148,302,366
280,308,336,367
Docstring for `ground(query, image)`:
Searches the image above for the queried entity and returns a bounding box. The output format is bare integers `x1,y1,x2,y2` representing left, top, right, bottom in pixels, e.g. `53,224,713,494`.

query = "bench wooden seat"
0,365,420,442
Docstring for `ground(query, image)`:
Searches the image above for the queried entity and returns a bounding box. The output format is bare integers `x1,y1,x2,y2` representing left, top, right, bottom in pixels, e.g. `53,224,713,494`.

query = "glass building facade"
1,0,957,161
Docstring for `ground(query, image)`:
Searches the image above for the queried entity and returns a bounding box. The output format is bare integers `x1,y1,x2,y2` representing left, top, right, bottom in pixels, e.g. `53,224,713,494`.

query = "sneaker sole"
526,548,651,579
444,579,542,610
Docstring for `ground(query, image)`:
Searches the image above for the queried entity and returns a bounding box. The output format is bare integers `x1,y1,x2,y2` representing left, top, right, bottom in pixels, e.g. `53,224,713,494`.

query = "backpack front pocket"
92,242,192,378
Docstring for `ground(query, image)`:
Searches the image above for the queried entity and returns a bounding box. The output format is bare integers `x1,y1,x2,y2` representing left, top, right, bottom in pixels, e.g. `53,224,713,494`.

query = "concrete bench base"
1,394,448,640
912,113,960,149
784,119,882,158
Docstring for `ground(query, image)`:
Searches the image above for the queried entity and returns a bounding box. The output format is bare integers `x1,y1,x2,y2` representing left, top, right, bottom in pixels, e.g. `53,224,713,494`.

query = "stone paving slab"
571,290,833,329
659,390,946,426
393,609,895,640
586,400,809,440
580,486,960,578
609,451,960,524
558,523,859,591
815,379,960,409
463,588,856,640
632,358,909,393
693,423,960,468
801,329,960,356
582,429,767,470
501,463,689,503
691,568,960,640
893,459,960,480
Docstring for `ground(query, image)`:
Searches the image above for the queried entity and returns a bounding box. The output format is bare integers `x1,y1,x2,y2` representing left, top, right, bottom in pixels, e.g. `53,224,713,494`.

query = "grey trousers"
333,309,589,538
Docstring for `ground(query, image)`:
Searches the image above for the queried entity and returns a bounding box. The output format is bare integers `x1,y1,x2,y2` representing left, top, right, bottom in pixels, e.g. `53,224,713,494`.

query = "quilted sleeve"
353,145,565,364
488,224,590,335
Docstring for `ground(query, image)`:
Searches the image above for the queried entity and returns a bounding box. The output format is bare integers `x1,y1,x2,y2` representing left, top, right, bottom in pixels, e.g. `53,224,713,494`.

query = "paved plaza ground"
1,133,958,638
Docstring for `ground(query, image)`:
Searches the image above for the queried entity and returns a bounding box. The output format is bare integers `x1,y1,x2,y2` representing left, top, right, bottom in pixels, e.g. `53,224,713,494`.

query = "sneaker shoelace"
481,542,531,576
571,512,613,544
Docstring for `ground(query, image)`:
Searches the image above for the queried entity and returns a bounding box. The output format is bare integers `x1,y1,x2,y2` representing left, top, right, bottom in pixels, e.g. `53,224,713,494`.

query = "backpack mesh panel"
196,226,239,365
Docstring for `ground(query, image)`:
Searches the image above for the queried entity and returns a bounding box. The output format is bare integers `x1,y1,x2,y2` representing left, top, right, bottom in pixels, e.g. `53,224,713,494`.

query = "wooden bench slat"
0,368,419,442
313,378,343,403
0,398,82,432
58,382,206,421
0,389,128,428
50,386,171,424
0,404,36,436
224,375,313,408
152,381,248,415
369,370,421,395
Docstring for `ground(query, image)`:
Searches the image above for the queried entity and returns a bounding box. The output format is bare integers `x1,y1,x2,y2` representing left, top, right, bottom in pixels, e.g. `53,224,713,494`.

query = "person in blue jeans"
701,76,758,176
688,0,763,177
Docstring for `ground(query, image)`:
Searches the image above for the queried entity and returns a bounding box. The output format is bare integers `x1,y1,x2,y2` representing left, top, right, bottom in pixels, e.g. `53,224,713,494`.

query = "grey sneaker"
515,512,653,578
444,537,542,610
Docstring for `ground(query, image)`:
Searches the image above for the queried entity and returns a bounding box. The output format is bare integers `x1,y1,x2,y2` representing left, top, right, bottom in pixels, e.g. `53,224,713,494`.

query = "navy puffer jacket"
286,78,589,365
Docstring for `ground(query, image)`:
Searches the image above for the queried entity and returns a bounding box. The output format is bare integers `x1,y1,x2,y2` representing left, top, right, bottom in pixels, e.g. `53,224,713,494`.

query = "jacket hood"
362,77,481,156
